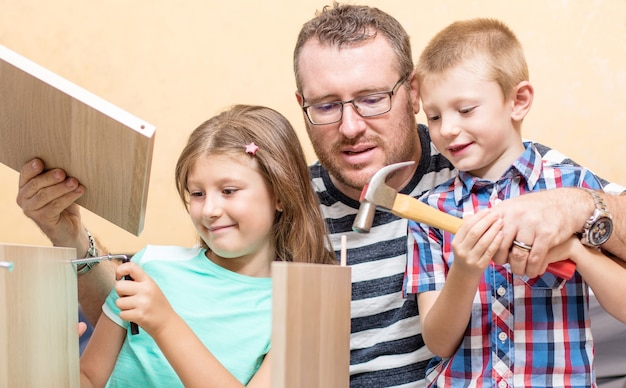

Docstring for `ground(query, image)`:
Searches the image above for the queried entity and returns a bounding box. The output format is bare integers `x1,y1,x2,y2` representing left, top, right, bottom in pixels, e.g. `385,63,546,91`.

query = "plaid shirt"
405,142,601,388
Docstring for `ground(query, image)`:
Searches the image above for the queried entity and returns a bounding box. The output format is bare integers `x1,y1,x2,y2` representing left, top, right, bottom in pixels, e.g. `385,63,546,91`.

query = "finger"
455,208,493,243
116,262,147,282
18,158,45,188
491,207,518,265
525,234,551,278
18,171,83,214
472,217,504,262
508,242,531,275
78,322,87,337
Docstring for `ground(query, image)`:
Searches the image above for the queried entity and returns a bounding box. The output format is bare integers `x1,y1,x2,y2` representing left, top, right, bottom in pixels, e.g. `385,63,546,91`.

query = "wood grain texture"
271,262,351,388
0,45,155,235
0,243,79,388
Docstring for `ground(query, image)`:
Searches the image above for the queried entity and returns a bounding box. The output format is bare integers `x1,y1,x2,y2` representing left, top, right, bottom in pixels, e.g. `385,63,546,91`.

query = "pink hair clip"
245,142,259,156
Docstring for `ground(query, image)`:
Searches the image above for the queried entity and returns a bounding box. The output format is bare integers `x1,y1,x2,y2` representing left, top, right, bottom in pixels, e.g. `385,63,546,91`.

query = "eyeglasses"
301,74,409,126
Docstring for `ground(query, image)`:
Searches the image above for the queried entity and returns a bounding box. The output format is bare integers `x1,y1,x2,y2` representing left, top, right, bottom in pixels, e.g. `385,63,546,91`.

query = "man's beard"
310,101,418,192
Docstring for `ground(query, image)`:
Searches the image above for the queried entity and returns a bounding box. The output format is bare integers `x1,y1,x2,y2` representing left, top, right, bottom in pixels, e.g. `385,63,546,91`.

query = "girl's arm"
549,237,626,323
418,209,503,357
150,311,270,388
79,314,126,387
116,262,269,388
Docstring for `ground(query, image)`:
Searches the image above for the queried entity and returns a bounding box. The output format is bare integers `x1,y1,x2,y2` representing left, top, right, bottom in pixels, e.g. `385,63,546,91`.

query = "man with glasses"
292,4,626,387
15,3,626,387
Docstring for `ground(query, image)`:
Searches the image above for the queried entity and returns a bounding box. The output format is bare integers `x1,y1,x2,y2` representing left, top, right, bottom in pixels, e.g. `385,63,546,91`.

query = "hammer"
352,161,575,279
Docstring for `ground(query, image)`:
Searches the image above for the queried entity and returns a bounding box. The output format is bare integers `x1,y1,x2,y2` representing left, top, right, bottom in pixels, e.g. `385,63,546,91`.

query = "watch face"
590,217,613,245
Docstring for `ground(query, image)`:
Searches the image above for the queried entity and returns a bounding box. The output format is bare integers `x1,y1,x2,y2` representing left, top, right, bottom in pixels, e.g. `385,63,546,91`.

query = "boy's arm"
555,239,626,323
80,314,126,387
418,209,503,358
602,193,626,258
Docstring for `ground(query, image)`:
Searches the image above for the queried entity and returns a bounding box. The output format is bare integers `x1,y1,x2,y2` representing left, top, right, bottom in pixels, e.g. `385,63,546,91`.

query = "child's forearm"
150,313,250,388
572,245,626,323
420,267,482,358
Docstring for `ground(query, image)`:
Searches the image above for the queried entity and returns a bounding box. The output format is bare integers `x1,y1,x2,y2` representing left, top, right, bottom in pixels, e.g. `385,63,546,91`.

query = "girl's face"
420,63,525,181
187,154,280,277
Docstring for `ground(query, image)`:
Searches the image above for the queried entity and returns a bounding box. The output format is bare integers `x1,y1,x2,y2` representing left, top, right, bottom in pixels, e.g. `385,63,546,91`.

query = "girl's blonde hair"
175,104,336,265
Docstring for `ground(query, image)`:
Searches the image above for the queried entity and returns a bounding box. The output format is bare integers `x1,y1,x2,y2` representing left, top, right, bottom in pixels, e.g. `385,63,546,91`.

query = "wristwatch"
76,229,99,275
579,188,613,247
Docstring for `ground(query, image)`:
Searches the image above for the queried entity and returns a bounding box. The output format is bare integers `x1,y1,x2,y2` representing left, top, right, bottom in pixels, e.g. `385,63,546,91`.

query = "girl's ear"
275,198,284,213
511,81,533,121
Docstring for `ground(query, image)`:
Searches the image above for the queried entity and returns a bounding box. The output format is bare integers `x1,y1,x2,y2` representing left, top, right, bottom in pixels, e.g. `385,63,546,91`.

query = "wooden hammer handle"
392,194,575,279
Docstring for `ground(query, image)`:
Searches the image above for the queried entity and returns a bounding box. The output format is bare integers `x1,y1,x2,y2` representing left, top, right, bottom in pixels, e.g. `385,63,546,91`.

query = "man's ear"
511,81,533,121
295,91,304,107
408,71,421,115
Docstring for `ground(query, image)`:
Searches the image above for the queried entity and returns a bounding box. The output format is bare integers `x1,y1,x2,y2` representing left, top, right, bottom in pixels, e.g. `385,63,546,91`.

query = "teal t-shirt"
103,245,272,387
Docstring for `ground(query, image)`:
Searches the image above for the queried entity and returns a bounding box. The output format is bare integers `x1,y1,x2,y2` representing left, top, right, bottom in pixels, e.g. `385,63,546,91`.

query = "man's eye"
312,102,340,113
358,94,386,106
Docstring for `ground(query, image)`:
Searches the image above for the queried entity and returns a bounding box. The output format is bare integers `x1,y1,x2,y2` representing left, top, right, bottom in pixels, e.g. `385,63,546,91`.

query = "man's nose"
338,103,367,139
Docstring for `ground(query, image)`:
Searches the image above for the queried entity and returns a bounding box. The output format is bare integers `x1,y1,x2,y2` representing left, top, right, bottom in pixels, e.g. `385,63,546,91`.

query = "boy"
403,18,626,387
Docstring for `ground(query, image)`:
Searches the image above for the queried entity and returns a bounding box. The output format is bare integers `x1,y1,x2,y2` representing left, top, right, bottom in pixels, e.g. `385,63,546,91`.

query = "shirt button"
498,380,508,388
498,332,508,342
497,286,506,296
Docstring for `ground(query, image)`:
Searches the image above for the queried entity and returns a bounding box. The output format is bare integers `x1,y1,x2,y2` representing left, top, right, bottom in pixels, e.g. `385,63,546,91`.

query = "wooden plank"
0,243,79,388
0,45,155,235
271,262,351,388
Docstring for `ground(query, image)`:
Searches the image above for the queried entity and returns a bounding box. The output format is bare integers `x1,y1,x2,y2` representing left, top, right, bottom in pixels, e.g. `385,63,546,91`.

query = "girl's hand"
451,208,503,276
114,262,176,336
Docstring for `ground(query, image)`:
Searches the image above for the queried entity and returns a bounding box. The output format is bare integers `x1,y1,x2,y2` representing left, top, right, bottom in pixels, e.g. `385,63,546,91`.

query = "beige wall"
1,0,624,254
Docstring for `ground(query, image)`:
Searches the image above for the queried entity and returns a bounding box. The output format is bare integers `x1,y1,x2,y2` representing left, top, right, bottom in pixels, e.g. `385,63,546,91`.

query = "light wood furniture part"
271,262,351,388
0,243,78,388
0,45,155,235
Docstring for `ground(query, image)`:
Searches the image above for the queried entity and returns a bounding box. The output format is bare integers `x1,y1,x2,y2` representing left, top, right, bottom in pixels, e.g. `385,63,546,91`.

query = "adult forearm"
77,260,117,325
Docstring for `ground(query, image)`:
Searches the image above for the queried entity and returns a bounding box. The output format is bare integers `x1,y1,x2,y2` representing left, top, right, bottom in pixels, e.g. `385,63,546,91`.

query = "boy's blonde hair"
416,18,528,99
175,104,336,265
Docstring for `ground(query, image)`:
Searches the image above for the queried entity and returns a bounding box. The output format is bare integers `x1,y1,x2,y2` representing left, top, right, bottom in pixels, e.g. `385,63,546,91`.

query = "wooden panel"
271,262,351,388
0,243,78,388
0,45,155,235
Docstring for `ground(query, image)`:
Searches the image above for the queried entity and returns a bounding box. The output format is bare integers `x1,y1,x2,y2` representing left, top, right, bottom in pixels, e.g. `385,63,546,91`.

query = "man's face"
296,35,421,199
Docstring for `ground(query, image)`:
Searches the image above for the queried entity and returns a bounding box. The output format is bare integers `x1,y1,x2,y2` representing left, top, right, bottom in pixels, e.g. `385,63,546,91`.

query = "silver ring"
512,240,533,252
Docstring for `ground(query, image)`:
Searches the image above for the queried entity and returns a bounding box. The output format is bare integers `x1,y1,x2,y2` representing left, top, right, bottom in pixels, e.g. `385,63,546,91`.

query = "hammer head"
352,161,416,233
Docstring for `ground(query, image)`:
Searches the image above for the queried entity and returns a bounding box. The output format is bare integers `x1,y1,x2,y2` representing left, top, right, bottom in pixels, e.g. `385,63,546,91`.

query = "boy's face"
420,63,525,181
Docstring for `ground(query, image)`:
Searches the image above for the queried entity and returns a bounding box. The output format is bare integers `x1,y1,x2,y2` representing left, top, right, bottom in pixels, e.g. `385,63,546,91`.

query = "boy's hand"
451,209,503,276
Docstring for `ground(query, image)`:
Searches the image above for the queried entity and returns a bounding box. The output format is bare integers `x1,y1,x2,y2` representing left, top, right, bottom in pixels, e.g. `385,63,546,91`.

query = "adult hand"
16,158,87,252
490,188,590,278
115,262,175,336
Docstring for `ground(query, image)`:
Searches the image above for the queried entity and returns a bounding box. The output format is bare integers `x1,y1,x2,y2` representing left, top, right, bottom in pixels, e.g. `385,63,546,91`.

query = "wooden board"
0,45,155,235
271,262,351,388
0,243,79,388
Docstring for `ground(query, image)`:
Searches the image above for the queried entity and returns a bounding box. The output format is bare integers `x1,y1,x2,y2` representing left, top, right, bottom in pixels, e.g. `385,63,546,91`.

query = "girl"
80,105,336,387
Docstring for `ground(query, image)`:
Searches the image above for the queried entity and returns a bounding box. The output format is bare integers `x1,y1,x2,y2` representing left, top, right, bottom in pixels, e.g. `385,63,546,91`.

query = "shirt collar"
453,141,543,204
